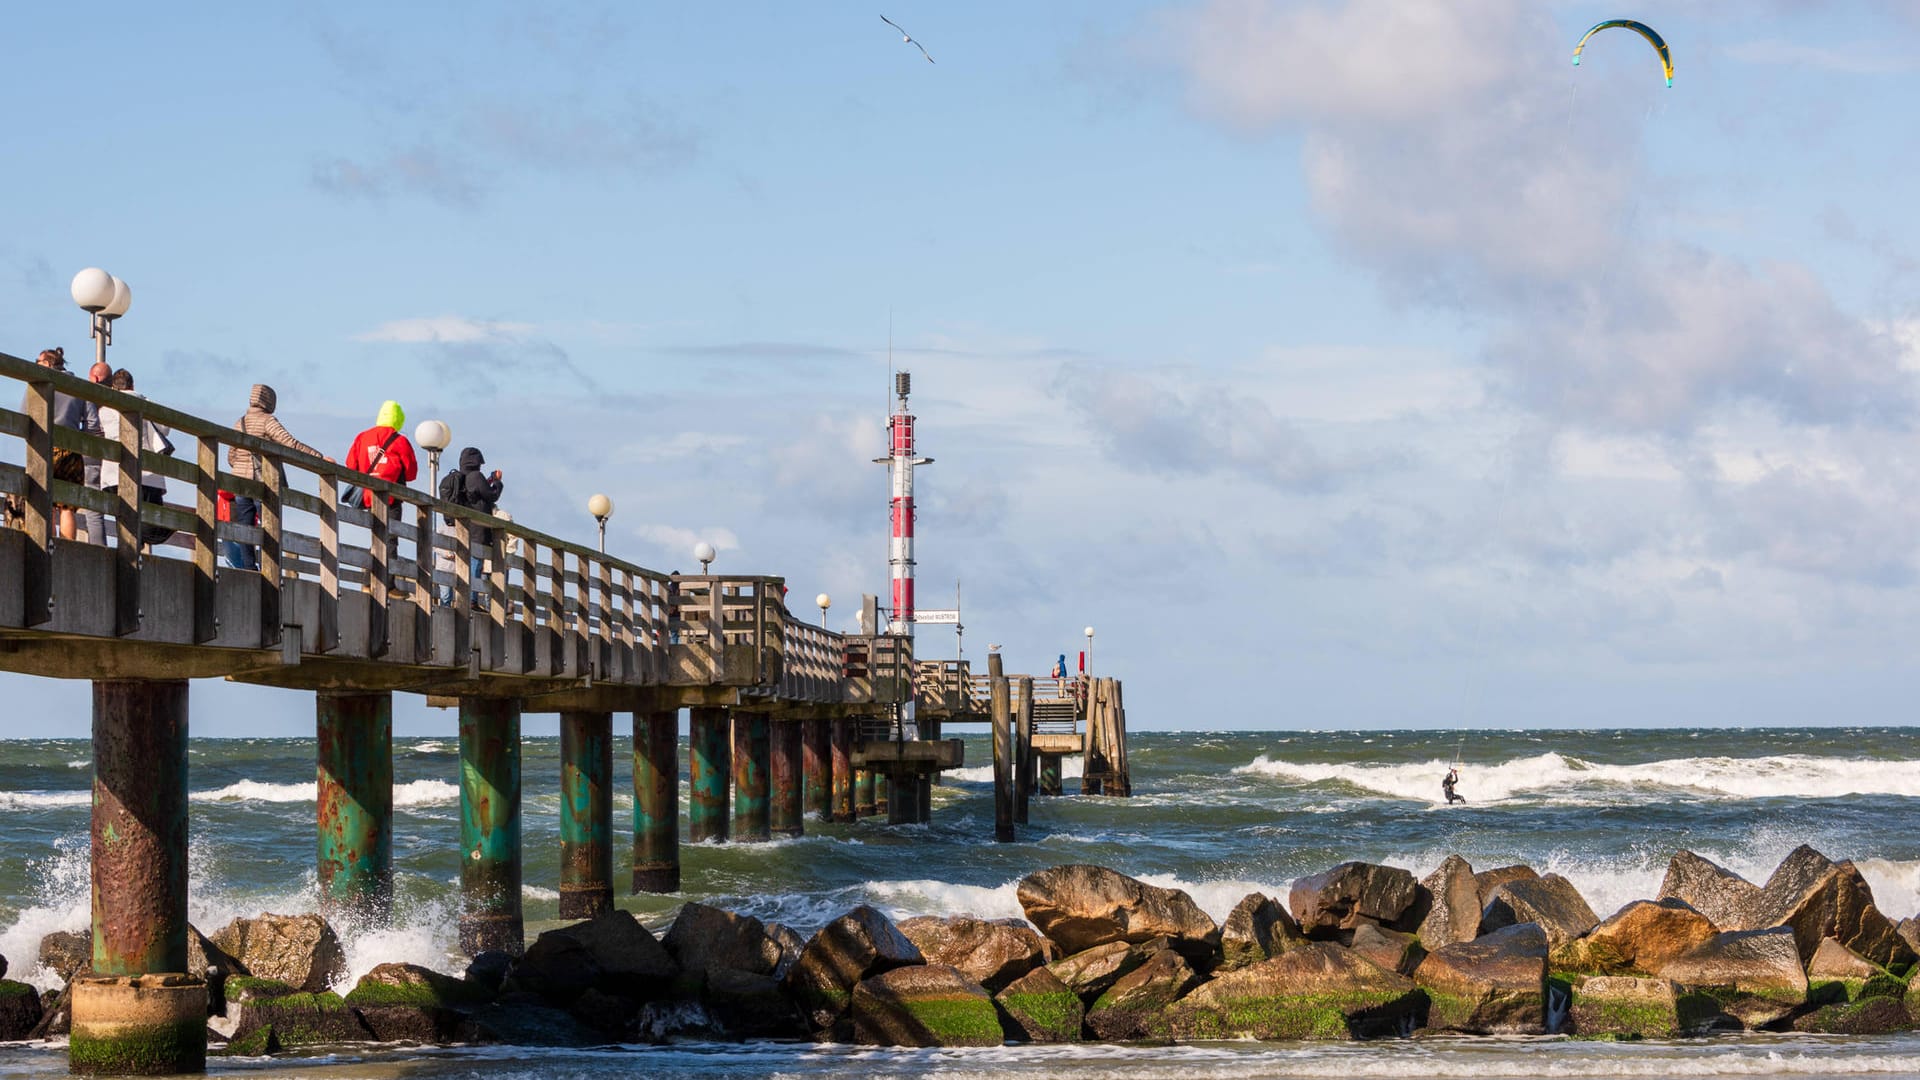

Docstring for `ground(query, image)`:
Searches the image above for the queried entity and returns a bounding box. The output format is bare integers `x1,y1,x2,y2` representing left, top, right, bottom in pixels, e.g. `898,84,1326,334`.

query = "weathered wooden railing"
0,350,910,703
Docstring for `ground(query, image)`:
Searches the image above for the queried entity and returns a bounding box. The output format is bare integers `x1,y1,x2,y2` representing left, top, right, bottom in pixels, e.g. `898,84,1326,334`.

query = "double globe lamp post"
70,268,132,369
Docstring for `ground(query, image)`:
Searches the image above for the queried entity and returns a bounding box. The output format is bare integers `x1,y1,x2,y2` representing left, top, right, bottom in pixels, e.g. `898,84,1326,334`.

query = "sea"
4,726,1920,1079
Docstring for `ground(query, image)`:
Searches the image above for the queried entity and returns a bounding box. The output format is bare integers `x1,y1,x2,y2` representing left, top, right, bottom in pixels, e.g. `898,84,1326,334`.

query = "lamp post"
1084,625,1095,688
70,268,132,369
694,541,716,576
588,494,613,554
816,593,831,628
415,420,451,494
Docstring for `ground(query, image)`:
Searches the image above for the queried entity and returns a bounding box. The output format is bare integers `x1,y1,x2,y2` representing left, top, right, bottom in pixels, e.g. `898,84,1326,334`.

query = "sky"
6,1,1920,735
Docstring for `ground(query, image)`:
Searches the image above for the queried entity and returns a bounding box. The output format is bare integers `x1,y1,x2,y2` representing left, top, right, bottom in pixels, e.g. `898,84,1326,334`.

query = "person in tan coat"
225,384,332,569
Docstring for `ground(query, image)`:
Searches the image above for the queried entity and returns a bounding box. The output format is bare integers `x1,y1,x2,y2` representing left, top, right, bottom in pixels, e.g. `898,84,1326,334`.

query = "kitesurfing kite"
1571,19,1673,87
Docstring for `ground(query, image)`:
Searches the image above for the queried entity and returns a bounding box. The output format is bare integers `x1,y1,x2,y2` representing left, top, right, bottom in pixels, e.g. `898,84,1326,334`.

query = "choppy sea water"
3,726,1920,1078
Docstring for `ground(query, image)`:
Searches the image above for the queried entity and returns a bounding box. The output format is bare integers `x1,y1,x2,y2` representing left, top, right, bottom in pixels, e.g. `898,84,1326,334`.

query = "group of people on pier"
9,347,507,580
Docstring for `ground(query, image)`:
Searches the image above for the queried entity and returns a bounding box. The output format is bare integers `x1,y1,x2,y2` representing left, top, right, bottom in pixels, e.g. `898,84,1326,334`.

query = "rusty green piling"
316,691,394,927
1039,753,1064,796
830,719,855,822
802,717,831,820
689,706,730,843
876,773,891,816
887,769,918,825
855,768,877,817
734,712,771,842
632,709,680,892
558,711,613,918
74,680,206,1076
770,718,804,838
458,698,524,956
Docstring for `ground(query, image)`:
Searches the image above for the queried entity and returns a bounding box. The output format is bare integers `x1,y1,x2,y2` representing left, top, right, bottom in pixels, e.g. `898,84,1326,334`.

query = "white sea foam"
1236,750,1920,804
191,780,313,803
393,779,461,807
0,790,92,810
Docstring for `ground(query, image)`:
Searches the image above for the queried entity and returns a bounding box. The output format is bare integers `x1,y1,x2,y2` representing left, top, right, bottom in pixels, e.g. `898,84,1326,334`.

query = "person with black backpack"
439,447,503,606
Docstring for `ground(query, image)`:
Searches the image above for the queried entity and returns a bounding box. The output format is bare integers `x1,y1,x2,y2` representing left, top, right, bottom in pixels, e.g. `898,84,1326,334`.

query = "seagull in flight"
880,15,935,64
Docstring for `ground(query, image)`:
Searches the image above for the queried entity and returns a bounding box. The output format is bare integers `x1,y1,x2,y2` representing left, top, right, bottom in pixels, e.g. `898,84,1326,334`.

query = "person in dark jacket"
21,348,91,540
439,447,503,605
1442,767,1465,804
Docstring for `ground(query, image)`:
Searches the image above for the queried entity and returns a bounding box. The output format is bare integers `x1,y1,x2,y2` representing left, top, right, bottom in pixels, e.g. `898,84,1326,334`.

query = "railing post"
318,474,341,654
191,433,218,643
367,488,390,657
20,379,52,625
632,709,680,892
259,455,284,647
111,403,142,638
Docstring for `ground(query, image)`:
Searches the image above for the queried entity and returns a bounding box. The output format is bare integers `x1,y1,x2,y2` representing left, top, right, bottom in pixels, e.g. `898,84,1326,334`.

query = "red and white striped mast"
877,371,932,635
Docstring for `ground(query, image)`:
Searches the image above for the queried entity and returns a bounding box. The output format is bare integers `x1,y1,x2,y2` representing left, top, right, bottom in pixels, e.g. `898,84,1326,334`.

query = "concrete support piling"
458,698,524,956
916,765,932,823
769,718,804,838
316,691,394,927
886,769,915,825
990,654,1015,843
558,711,613,919
855,768,877,817
632,709,681,893
830,719,856,822
733,712,771,842
875,773,891,816
801,717,831,820
689,706,731,844
1039,753,1064,796
1014,677,1034,826
74,679,206,1076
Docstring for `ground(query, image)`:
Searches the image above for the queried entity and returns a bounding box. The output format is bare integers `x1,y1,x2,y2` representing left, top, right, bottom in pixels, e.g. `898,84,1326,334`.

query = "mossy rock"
1170,989,1419,1041
1788,997,1915,1035
216,1024,281,1057
231,990,371,1048
852,965,1004,1047
223,976,298,1002
0,979,45,1041
995,967,1083,1043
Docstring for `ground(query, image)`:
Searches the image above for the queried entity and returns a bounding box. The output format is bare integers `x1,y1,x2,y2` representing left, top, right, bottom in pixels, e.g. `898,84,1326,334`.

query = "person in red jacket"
344,400,419,508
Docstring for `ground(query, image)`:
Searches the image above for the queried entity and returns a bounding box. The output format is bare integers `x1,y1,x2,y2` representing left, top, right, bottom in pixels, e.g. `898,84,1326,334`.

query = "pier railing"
0,351,909,704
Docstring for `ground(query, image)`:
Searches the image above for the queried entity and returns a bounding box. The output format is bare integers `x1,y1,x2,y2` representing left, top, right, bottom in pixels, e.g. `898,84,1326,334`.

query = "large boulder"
508,909,677,1003
783,905,924,1039
1479,874,1598,950
1349,924,1422,975
211,913,347,994
1737,846,1915,969
1656,926,1807,1031
1551,899,1717,976
1219,893,1305,971
0,979,44,1041
1417,855,1481,950
765,922,806,982
343,962,487,1044
37,930,91,984
702,967,806,1039
1016,865,1219,957
898,916,1050,993
1413,922,1548,1034
1085,946,1200,1041
994,966,1083,1043
1166,942,1423,1041
1564,975,1681,1039
1805,937,1903,1004
1046,940,1147,1002
1288,862,1420,938
226,984,373,1048
662,902,783,981
1473,865,1539,906
1658,850,1760,930
1897,917,1920,958
851,964,1002,1047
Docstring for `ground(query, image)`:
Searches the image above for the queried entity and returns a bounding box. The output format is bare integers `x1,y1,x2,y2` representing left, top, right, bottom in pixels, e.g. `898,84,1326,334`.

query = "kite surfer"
1442,766,1465,805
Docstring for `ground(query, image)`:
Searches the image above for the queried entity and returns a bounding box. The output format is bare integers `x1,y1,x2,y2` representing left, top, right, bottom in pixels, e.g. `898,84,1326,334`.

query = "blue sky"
7,1,1920,735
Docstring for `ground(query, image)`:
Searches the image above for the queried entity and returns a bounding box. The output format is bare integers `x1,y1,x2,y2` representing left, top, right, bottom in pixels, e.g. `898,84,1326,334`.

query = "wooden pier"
0,349,1127,1073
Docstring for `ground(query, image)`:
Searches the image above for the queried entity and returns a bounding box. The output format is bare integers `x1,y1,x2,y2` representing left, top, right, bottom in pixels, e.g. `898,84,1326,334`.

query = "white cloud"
632,524,741,562
1723,39,1916,76
352,315,536,344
